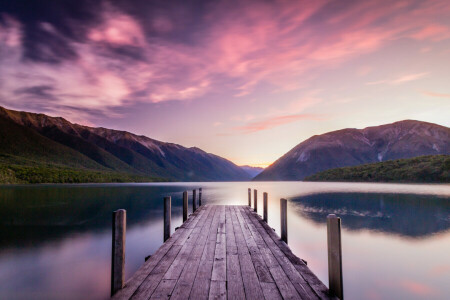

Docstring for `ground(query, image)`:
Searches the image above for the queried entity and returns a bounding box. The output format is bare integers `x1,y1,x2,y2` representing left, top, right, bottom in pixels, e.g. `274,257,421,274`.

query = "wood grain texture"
113,205,334,300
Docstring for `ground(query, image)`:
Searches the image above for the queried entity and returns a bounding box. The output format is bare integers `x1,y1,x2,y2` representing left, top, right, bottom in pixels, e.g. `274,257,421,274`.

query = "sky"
1,0,449,167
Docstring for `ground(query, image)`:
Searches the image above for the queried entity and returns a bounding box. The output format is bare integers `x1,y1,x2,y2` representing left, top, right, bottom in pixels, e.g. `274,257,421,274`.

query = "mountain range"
255,120,450,181
0,106,251,182
239,165,264,178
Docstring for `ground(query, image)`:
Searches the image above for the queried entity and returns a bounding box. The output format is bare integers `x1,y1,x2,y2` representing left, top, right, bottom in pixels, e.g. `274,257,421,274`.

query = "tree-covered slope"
304,155,450,183
0,106,250,183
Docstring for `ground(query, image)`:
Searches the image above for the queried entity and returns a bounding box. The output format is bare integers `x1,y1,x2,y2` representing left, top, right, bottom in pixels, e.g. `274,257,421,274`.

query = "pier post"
254,189,258,212
248,188,251,206
327,214,343,300
280,198,287,243
263,192,268,222
183,191,188,222
193,189,197,212
111,209,126,296
199,188,202,206
164,197,171,242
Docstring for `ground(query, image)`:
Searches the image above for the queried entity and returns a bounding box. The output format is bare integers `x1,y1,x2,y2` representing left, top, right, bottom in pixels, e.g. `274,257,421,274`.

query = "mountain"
255,120,450,181
305,155,449,183
0,106,251,183
239,165,264,178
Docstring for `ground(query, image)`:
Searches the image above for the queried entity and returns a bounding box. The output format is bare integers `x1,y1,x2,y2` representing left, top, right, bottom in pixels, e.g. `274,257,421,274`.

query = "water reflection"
0,182,449,300
290,193,450,238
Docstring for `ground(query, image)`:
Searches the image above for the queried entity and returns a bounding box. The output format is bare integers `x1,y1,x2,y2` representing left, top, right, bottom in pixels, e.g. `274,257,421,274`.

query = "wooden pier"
111,200,341,299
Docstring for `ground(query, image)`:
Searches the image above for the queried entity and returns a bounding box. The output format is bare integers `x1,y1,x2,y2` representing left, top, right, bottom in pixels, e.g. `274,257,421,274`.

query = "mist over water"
0,182,449,300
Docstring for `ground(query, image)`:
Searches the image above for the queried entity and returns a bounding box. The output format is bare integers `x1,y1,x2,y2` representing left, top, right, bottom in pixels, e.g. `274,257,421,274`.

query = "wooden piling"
280,198,287,243
164,197,171,242
327,214,343,299
183,191,188,222
263,192,268,222
253,189,258,212
111,209,126,296
248,188,251,206
193,189,197,212
199,188,202,206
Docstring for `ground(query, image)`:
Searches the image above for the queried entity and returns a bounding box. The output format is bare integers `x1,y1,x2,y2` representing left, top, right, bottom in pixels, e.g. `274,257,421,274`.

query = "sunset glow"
1,0,449,166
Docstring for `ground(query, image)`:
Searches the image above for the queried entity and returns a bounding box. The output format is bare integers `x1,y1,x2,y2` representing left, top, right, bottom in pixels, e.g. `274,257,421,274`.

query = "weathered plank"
229,206,266,300
170,206,217,300
189,205,222,299
112,206,204,300
115,205,334,300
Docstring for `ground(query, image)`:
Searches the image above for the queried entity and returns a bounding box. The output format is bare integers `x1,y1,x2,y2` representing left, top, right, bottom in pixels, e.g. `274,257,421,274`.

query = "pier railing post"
183,191,188,222
164,197,171,242
248,188,251,206
111,209,126,296
199,188,202,206
327,214,343,300
254,189,258,212
263,192,268,222
280,198,287,243
193,189,197,212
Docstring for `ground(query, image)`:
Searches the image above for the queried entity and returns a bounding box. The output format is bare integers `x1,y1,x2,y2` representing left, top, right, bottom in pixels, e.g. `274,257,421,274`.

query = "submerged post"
327,214,343,299
254,189,258,212
263,192,268,222
164,197,171,242
193,189,197,212
183,191,188,222
280,198,287,243
199,188,202,206
111,209,126,296
248,188,251,206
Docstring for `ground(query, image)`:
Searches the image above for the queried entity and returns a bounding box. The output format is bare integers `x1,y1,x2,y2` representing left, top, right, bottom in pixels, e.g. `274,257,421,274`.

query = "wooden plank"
238,206,302,300
227,254,246,299
171,206,218,300
130,245,183,300
208,280,226,300
244,206,336,299
242,206,317,299
229,206,265,300
211,206,226,281
149,279,176,300
261,282,283,300
163,205,213,280
112,206,204,300
189,205,222,299
234,206,274,284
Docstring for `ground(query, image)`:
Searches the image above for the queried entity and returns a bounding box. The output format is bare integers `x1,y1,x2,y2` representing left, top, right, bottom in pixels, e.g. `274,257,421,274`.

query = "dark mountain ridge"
0,106,250,182
255,120,450,181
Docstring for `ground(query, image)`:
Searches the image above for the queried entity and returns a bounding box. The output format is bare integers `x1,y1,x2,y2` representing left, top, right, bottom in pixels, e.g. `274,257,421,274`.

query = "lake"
0,182,449,300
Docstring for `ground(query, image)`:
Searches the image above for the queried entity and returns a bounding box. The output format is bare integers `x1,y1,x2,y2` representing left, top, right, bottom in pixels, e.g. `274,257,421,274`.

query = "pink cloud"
1,0,450,121
233,114,324,134
421,90,450,98
410,24,450,41
366,72,430,85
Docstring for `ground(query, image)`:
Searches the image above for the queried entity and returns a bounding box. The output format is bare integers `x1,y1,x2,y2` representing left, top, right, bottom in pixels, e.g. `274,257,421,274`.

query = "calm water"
0,182,449,300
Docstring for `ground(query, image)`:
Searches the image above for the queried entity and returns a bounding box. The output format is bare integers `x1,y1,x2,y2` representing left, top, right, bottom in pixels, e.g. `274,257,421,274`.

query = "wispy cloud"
366,72,430,85
1,0,450,121
420,90,450,98
233,114,324,134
